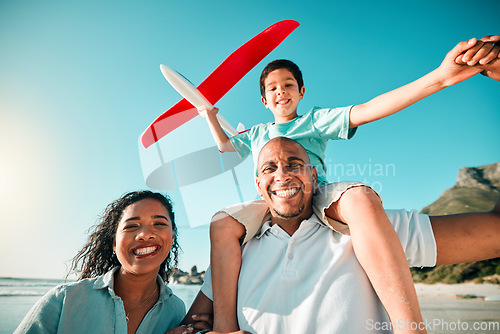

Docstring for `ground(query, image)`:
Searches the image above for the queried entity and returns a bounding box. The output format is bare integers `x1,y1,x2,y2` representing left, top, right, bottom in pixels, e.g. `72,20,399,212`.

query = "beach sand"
415,283,500,334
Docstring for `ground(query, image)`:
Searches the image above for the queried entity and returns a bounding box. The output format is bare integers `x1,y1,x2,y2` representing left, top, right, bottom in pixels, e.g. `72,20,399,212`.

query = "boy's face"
261,68,305,123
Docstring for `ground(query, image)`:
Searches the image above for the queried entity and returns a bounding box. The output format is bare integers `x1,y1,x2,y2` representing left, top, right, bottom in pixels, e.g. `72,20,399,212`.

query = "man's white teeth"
274,188,298,197
134,246,157,256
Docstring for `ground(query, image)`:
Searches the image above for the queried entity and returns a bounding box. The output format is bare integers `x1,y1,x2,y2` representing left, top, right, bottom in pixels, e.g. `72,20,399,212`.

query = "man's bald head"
257,137,311,173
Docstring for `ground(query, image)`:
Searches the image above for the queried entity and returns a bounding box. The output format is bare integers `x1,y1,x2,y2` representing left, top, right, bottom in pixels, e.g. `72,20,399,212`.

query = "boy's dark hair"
260,59,304,98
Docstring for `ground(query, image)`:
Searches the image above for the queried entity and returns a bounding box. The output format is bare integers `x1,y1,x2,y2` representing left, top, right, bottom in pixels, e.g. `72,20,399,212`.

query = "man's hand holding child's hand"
456,35,500,82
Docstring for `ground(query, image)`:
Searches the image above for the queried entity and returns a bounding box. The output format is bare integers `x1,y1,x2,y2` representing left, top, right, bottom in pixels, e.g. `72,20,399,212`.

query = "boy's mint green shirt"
230,106,357,185
14,267,185,334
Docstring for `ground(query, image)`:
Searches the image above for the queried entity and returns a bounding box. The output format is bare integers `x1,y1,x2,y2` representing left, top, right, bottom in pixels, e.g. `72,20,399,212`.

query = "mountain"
412,162,500,284
421,162,500,215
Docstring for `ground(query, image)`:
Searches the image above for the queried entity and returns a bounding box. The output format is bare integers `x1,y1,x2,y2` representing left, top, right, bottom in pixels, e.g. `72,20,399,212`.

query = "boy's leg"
430,198,500,265
210,212,246,332
325,186,426,334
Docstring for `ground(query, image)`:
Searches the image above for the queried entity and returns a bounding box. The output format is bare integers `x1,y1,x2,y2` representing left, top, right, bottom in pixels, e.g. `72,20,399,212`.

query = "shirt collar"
93,266,119,290
256,213,326,239
93,266,174,302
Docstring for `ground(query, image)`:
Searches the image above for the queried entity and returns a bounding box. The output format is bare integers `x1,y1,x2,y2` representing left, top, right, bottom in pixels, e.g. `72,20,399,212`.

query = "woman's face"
113,198,174,277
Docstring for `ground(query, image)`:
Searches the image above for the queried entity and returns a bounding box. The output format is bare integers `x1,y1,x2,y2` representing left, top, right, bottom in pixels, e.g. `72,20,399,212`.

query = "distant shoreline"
2,276,499,296
416,282,500,300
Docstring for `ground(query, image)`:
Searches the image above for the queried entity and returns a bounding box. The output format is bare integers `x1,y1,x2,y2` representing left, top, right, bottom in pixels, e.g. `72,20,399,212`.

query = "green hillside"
411,162,500,284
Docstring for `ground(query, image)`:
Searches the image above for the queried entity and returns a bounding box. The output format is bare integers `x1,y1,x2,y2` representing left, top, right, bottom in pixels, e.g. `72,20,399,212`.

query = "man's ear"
312,166,318,191
255,175,264,197
261,96,269,109
299,86,305,100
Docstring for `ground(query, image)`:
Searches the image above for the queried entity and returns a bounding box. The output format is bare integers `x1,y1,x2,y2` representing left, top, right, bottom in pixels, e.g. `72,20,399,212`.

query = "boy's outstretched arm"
198,106,236,152
349,37,497,128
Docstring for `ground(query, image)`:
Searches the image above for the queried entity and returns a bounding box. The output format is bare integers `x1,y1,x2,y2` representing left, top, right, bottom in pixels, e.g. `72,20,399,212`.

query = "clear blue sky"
1,0,499,279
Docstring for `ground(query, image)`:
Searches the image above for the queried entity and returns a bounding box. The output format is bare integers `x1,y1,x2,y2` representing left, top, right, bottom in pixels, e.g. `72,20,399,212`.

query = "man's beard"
272,203,305,219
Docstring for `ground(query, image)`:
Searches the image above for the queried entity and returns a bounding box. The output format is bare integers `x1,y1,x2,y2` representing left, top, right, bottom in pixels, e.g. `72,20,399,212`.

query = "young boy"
198,36,499,333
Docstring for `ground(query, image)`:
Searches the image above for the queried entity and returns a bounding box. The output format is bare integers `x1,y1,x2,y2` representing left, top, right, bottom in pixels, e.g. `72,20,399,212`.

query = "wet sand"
415,283,500,334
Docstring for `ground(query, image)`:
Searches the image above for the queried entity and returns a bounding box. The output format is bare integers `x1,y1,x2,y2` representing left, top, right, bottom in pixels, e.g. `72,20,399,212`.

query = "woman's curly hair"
67,191,181,282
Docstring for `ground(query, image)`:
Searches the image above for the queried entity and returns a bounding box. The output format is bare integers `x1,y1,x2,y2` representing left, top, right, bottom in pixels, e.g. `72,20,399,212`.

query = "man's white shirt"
202,209,436,333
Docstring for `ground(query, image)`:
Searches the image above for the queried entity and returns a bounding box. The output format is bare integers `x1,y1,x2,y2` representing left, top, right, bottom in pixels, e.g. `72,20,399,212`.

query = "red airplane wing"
141,20,299,148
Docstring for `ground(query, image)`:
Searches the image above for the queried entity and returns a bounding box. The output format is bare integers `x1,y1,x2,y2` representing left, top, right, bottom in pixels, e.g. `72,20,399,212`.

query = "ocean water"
0,277,201,333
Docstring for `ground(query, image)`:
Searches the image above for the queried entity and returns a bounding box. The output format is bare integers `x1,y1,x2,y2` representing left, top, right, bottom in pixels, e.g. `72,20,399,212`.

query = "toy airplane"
141,19,300,149
138,20,299,227
159,64,239,136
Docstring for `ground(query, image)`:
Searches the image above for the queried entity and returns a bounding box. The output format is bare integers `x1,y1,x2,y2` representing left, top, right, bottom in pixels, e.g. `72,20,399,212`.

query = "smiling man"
186,137,500,334
254,137,317,233
217,136,434,333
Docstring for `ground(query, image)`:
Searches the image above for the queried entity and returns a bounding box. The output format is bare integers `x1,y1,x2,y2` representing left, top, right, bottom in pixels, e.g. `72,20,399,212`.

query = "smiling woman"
14,191,188,334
